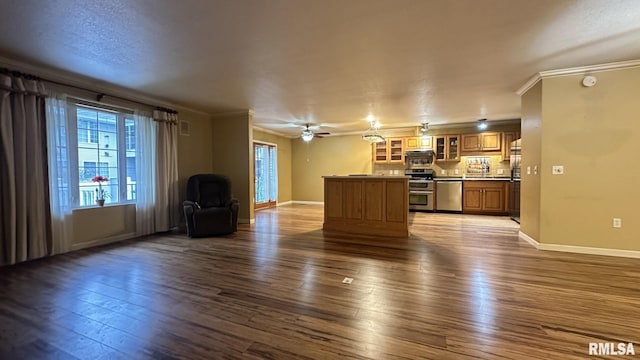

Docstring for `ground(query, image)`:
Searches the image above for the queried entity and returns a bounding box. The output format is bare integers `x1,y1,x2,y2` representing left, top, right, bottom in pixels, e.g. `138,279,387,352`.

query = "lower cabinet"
462,181,508,214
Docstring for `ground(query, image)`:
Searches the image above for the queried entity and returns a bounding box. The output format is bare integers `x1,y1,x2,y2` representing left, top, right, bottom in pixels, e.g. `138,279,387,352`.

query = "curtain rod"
1,66,178,114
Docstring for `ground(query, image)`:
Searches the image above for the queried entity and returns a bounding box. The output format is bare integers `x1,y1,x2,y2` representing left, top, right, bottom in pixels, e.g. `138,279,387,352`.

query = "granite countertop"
435,177,511,181
323,175,410,179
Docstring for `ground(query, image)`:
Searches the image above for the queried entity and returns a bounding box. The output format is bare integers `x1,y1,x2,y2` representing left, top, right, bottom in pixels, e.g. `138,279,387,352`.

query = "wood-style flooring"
1,204,639,359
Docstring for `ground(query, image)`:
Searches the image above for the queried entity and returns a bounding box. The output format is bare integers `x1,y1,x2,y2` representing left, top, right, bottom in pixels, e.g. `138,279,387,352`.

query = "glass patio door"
254,142,277,210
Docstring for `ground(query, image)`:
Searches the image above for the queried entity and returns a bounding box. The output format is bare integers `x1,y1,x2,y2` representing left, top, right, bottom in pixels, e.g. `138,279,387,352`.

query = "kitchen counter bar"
436,177,510,181
322,176,409,237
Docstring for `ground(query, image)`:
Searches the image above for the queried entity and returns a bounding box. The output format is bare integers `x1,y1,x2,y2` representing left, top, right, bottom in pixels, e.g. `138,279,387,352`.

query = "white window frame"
68,103,136,207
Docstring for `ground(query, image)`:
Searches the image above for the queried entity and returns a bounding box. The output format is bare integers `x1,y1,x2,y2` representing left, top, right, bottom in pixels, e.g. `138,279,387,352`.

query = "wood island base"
322,176,409,238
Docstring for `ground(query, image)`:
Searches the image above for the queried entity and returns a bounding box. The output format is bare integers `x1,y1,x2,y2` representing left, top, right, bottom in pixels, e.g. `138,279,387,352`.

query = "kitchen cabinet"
501,131,520,161
373,137,404,164
405,136,433,150
461,132,502,153
462,181,508,214
434,135,460,162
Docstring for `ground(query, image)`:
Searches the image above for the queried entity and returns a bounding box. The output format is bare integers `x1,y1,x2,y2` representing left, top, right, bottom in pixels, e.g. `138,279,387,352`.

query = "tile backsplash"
433,155,510,177
373,155,510,177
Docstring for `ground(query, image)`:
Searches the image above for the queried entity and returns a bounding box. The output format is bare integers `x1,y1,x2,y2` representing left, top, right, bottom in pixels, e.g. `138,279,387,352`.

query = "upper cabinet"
434,135,460,162
461,132,502,154
371,131,517,164
373,137,404,164
405,136,433,150
501,131,520,161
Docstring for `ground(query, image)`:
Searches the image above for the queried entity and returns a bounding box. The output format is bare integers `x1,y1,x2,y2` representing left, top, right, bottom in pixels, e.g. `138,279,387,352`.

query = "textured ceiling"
1,0,640,136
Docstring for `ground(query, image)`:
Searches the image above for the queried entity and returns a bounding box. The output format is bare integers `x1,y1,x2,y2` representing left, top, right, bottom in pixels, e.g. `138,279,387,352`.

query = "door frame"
253,141,278,210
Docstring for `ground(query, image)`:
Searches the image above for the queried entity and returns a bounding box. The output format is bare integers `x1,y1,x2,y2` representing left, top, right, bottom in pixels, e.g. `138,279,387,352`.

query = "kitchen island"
323,175,409,237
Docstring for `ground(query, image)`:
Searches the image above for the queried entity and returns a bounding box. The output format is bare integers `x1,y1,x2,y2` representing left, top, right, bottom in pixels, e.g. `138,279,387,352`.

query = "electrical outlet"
342,277,353,284
552,165,564,175
454,169,459,175
533,166,538,175
497,169,504,175
441,170,446,175
613,218,622,228
527,166,531,175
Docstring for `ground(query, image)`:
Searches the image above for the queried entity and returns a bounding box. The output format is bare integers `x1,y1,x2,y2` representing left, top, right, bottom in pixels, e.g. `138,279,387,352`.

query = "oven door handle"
409,190,433,194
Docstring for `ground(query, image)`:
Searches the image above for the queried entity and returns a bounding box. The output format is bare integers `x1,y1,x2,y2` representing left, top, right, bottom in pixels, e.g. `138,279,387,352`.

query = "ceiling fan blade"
315,132,331,136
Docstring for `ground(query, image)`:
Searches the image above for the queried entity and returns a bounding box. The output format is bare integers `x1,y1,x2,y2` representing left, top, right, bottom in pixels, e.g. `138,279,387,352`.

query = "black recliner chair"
183,174,239,237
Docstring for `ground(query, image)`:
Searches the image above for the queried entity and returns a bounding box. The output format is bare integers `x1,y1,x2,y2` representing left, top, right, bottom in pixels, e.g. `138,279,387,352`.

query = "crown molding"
517,59,640,95
210,109,252,119
516,74,542,96
252,125,292,138
0,55,211,116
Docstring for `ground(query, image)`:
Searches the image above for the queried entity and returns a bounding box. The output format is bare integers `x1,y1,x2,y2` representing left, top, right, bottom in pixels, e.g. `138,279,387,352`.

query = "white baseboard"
519,231,540,248
519,231,640,259
71,232,137,251
238,218,255,224
292,201,324,205
277,201,293,206
539,243,640,259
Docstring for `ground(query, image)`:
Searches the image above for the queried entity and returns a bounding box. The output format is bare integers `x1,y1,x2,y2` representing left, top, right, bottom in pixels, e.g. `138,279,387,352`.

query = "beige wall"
253,129,293,203
292,135,372,202
177,110,215,204
72,204,136,248
536,68,640,250
211,111,254,222
520,81,542,240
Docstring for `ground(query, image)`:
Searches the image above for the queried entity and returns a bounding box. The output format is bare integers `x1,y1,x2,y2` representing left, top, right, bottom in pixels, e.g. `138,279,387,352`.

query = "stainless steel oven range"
406,168,435,211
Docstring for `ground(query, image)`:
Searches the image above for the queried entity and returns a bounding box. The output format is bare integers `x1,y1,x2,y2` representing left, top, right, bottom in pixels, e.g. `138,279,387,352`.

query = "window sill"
72,202,135,213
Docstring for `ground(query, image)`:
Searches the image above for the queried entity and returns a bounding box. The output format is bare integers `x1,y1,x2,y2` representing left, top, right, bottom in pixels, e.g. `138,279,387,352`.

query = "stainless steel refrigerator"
509,139,521,223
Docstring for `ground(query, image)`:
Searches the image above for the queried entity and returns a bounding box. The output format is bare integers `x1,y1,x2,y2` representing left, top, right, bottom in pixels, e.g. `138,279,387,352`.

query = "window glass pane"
125,119,136,151
269,147,277,201
76,107,120,206
125,118,136,200
255,145,267,203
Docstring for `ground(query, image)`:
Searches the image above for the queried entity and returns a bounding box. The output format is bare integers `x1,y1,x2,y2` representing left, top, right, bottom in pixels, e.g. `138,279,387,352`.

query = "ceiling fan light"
301,130,314,142
477,119,488,130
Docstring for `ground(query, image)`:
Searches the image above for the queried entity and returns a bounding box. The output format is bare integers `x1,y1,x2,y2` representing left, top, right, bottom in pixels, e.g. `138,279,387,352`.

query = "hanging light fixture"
362,119,385,143
477,118,488,130
419,122,429,135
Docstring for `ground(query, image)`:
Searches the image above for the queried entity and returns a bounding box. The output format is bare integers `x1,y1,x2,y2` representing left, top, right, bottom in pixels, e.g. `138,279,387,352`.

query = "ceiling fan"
301,124,330,142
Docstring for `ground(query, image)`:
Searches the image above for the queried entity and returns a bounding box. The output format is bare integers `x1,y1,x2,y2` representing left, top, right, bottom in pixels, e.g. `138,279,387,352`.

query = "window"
125,121,135,150
71,104,137,207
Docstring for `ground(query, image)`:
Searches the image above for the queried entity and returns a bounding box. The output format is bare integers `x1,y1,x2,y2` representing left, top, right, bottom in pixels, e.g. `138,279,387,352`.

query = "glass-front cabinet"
435,135,460,162
373,137,404,164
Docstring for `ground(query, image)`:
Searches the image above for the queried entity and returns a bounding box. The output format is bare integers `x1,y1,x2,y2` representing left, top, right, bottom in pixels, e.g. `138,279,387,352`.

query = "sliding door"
254,142,277,210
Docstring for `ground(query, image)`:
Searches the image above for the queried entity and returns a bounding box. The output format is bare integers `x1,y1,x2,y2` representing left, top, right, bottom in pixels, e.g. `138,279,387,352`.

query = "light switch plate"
454,169,459,174
497,169,504,175
527,166,531,175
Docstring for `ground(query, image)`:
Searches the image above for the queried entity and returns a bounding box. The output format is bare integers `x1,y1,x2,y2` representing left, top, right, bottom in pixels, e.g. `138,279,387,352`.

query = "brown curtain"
0,71,51,266
153,109,179,232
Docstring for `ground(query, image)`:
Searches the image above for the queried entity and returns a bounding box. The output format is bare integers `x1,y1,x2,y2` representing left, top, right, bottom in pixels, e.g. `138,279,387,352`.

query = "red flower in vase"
92,175,109,202
92,175,109,183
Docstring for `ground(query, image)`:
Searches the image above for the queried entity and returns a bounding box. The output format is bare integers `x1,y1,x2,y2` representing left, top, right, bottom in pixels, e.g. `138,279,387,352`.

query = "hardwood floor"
1,204,639,359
